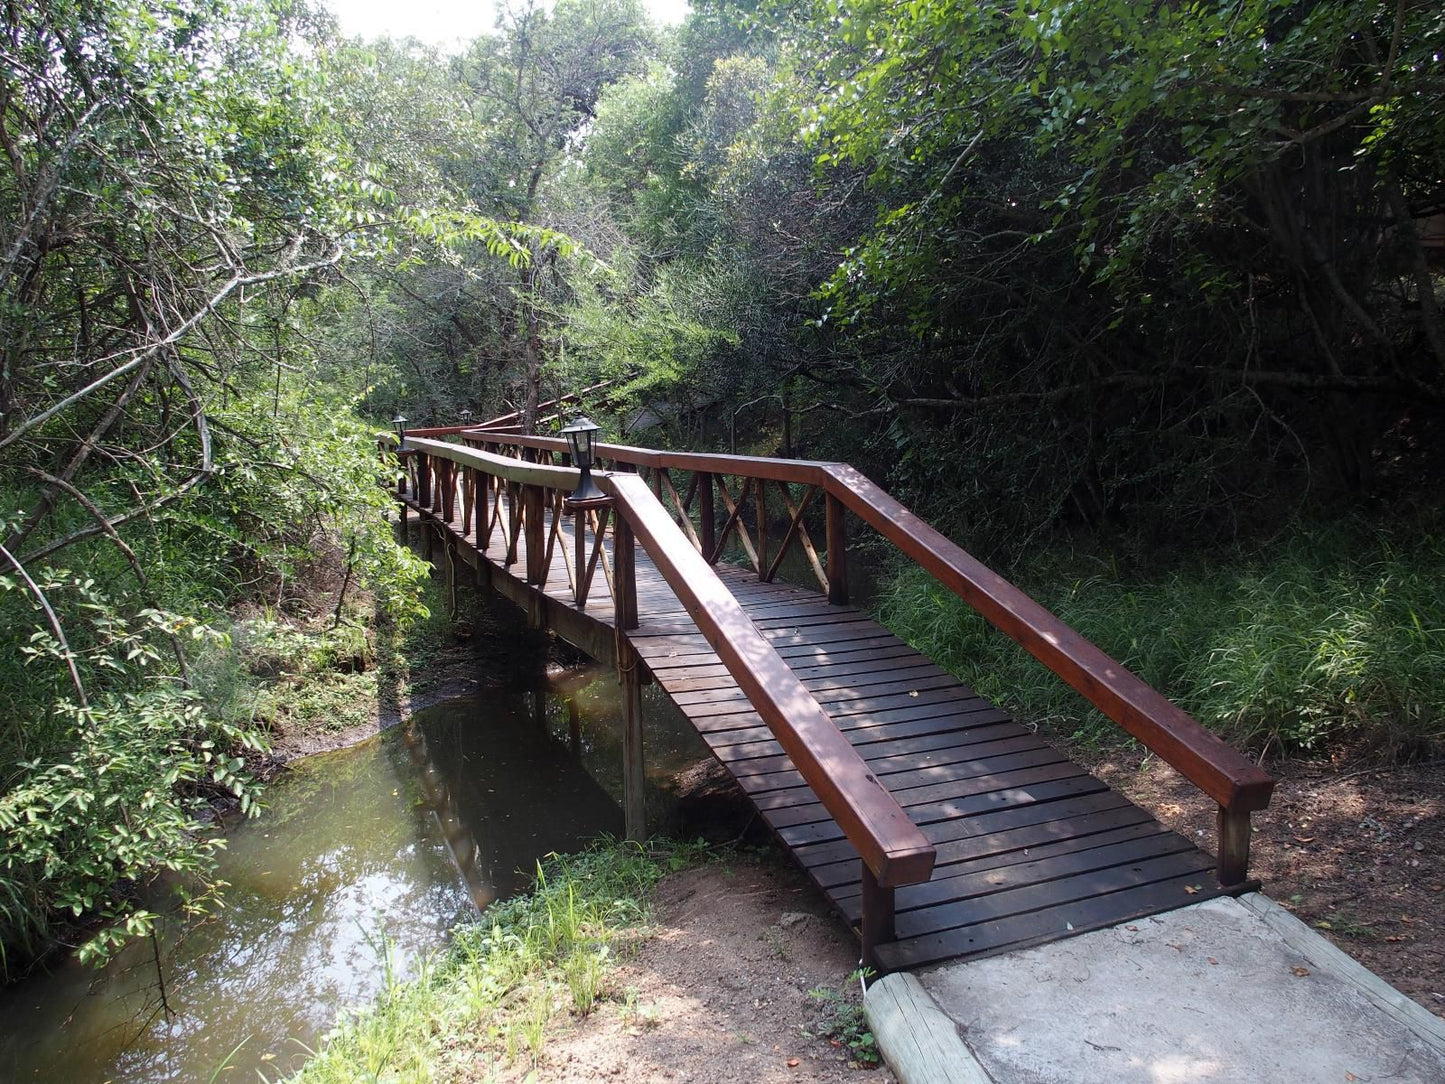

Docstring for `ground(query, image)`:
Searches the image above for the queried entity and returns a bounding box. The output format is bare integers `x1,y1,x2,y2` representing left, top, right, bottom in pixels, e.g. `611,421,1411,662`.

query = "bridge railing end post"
860,865,895,970
1216,804,1252,888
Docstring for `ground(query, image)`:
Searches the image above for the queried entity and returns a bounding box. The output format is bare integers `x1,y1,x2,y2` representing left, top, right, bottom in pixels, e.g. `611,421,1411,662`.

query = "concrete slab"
918,894,1445,1084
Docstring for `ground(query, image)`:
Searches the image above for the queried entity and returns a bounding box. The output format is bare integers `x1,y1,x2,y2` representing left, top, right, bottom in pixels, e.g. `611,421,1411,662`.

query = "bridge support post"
619,641,646,842
860,865,895,970
826,494,849,605
1216,805,1252,887
524,484,545,584
697,472,715,561
614,517,639,630
755,478,767,580
420,519,434,560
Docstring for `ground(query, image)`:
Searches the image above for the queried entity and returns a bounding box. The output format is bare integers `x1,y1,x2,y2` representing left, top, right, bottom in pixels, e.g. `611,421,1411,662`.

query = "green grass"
874,525,1445,757
280,839,705,1084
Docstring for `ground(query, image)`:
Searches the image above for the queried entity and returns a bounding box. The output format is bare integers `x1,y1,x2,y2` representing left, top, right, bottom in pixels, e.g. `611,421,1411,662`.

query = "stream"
0,609,707,1083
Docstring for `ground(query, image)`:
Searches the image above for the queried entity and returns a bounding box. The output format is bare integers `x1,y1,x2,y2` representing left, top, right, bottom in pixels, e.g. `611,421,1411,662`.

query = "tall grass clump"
283,840,701,1084
874,526,1445,757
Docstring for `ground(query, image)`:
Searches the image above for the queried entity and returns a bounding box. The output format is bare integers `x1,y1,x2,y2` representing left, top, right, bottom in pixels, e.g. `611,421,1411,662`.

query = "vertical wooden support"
532,685,548,731
461,467,474,537
697,472,715,561
619,641,646,842
755,477,767,580
524,484,545,584
396,502,408,543
1216,805,1252,887
440,461,456,523
420,519,434,560
417,453,431,508
505,480,522,566
825,493,849,605
614,516,639,630
859,865,895,969
573,508,586,607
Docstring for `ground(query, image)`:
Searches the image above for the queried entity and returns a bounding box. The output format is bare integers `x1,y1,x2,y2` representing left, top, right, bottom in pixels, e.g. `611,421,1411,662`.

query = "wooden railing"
400,427,1275,888
384,432,937,961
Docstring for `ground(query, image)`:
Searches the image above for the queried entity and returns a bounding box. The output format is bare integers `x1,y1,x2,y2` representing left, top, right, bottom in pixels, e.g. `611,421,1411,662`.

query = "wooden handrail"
819,464,1273,815
391,435,937,892
603,472,935,888
454,430,1274,882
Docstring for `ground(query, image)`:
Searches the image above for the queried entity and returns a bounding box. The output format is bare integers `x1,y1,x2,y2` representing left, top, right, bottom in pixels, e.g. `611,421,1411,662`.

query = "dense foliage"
2,0,1442,978
0,0,428,976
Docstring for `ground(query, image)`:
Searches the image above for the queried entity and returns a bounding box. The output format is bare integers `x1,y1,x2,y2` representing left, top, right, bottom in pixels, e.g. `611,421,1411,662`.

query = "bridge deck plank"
404,485,1228,969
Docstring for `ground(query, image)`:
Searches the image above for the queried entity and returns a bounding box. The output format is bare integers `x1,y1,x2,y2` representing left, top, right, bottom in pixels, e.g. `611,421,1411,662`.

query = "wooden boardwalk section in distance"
400,474,1230,970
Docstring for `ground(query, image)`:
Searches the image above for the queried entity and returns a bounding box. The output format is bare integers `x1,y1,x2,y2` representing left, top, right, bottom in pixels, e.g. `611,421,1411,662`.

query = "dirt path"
500,858,894,1083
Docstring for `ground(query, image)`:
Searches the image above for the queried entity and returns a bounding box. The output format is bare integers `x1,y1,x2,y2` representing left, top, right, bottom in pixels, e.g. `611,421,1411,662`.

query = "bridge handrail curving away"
437,429,1274,887
386,435,937,912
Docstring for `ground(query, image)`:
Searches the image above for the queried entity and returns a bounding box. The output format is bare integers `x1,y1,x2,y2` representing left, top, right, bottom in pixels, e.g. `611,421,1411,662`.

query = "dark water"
0,653,705,1082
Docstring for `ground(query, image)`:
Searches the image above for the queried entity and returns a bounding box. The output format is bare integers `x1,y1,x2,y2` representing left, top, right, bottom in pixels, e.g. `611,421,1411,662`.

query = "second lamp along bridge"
382,409,1275,971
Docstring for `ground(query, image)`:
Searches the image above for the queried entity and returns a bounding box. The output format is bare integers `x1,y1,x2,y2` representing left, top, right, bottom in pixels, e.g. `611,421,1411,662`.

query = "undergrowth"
280,839,706,1084
875,525,1445,757
806,968,880,1068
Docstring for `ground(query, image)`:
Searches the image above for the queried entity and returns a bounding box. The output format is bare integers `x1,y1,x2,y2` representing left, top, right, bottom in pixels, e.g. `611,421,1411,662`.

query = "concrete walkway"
867,892,1445,1083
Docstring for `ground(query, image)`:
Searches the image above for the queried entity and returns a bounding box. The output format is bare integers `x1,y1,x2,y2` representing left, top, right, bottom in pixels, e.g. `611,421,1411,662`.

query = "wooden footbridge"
383,416,1274,971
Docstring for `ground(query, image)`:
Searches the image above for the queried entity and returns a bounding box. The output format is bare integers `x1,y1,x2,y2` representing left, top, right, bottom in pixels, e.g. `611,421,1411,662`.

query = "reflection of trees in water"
402,722,494,911
407,691,625,907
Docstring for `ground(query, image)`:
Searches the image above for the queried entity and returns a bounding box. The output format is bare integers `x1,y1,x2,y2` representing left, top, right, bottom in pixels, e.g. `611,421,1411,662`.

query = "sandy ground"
498,858,895,1084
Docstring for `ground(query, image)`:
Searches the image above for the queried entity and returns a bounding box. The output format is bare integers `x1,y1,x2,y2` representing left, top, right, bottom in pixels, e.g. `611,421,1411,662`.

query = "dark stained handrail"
391,435,937,894
453,431,1275,884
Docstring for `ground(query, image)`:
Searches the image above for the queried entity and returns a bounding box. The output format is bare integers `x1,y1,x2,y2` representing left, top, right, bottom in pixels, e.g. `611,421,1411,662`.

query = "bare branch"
0,540,88,709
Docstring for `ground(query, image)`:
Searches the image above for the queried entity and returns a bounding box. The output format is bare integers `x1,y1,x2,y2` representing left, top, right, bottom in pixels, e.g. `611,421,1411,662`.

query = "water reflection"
0,732,472,1082
0,660,707,1084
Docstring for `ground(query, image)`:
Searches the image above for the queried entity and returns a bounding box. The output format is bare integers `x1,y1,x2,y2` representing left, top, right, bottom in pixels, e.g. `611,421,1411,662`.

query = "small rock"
779,911,812,929
1413,840,1425,852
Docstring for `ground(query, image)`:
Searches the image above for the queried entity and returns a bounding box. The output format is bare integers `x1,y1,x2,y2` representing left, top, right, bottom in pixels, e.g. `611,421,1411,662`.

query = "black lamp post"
459,408,473,428
560,415,608,506
392,414,408,448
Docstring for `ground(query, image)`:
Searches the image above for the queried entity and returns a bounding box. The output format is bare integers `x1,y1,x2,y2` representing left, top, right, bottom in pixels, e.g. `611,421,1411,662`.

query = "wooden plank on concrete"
865,973,993,1084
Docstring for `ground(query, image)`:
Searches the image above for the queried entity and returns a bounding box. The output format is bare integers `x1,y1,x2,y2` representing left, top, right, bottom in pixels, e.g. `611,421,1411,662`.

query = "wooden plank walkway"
408,484,1229,971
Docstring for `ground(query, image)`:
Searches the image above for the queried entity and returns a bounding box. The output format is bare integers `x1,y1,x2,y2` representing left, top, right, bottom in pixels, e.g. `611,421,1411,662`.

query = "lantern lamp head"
560,415,602,469
560,415,607,507
459,408,473,425
392,415,408,444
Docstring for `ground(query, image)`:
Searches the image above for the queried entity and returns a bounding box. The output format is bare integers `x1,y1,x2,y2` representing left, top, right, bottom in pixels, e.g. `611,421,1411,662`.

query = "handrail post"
697,472,715,561
619,639,646,841
524,483,545,584
825,492,849,605
461,466,474,537
573,507,587,607
614,515,638,630
859,865,895,969
1216,805,1252,887
418,452,431,508
505,480,522,566
440,460,456,523
755,477,767,580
